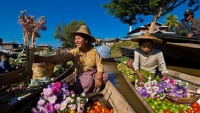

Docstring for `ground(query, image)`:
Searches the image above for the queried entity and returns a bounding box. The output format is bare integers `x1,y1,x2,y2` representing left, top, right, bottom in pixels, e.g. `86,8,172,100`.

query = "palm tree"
163,14,179,32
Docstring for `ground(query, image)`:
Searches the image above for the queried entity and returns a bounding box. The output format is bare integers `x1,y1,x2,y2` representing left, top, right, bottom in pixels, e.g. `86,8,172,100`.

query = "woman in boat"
131,33,168,84
34,25,109,94
0,54,12,74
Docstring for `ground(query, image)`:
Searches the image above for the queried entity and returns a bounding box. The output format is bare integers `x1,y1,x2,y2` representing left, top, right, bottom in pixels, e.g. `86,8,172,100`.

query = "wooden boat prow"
100,80,135,113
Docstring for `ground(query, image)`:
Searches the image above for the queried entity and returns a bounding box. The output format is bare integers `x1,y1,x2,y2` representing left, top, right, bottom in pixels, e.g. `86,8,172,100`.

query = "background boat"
119,46,135,57
152,33,200,63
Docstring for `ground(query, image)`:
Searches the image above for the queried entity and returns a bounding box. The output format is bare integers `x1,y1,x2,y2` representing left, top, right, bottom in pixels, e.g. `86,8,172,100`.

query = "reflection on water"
103,62,149,113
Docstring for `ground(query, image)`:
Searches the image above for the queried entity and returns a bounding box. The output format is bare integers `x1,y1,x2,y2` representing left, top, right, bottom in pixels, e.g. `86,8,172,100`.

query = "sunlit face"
74,34,88,49
184,14,193,21
140,41,153,54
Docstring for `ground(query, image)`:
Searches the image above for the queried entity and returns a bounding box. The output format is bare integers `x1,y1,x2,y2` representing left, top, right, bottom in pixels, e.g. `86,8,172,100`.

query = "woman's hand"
137,76,145,85
162,73,168,78
95,78,102,88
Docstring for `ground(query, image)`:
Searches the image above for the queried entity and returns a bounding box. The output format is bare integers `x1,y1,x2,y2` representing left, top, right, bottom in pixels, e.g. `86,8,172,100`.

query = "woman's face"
140,41,153,54
74,34,88,49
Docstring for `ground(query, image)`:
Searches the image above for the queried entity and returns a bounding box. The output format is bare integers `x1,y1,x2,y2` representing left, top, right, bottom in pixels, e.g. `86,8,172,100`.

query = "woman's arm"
157,52,168,78
133,50,145,84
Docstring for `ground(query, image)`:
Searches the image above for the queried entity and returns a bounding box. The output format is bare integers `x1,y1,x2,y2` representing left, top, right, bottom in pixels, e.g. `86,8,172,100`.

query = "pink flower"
54,82,61,89
53,87,60,95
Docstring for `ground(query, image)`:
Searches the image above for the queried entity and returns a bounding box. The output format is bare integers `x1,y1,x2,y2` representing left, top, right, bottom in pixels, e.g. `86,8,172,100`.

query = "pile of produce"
9,49,26,70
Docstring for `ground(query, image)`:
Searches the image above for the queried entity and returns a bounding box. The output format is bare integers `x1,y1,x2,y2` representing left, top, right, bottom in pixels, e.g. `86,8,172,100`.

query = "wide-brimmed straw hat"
131,33,162,43
70,25,96,43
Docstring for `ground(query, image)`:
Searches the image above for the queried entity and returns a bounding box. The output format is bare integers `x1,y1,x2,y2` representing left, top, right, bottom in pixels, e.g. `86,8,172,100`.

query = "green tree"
102,0,200,33
54,20,85,48
163,14,179,31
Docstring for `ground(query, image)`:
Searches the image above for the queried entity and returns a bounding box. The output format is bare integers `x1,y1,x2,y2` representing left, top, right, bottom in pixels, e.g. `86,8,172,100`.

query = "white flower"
68,104,76,110
37,99,45,106
47,95,57,104
81,93,86,97
60,101,67,111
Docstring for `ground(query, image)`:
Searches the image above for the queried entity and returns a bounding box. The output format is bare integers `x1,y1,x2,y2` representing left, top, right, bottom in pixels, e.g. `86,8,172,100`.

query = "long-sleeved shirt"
53,47,104,74
133,48,168,74
176,18,200,36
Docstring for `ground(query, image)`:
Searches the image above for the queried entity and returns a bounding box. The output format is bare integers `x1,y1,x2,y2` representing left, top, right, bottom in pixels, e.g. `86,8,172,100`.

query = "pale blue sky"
0,0,200,48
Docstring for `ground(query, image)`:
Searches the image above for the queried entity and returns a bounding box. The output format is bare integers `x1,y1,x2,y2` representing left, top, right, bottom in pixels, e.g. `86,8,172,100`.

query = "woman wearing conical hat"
131,33,168,84
34,25,108,94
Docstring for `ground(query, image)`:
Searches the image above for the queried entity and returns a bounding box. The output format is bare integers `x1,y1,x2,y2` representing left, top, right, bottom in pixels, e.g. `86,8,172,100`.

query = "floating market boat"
103,57,200,112
11,67,136,113
0,64,74,113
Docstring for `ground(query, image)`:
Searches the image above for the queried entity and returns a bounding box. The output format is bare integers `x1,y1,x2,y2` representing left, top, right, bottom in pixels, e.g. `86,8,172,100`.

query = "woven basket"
32,63,55,79
166,92,200,104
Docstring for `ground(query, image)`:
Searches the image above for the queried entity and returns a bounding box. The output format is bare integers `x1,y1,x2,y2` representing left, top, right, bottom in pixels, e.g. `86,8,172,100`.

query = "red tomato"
180,110,185,113
187,108,193,113
194,107,199,112
192,102,200,109
194,110,200,113
95,107,102,113
164,110,170,113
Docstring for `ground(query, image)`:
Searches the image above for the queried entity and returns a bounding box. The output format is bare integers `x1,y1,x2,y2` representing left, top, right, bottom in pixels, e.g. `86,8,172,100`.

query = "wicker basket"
166,92,200,104
32,63,55,79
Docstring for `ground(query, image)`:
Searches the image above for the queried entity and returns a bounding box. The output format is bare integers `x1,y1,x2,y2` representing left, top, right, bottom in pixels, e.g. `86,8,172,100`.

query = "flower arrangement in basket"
135,77,191,101
32,82,88,113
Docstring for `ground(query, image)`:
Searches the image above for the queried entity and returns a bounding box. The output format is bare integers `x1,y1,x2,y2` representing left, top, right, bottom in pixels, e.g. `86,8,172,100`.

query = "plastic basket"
32,63,54,79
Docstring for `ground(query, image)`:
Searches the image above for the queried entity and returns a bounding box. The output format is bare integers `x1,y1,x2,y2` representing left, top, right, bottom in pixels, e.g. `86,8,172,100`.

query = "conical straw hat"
131,33,162,43
70,25,96,43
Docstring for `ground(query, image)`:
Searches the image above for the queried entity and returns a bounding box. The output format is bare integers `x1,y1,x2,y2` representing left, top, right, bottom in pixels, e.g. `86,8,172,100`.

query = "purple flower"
45,103,54,113
139,88,149,98
173,86,186,98
63,83,68,90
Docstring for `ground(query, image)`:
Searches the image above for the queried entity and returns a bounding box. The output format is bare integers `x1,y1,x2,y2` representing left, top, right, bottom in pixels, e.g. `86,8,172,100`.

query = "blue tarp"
96,45,111,58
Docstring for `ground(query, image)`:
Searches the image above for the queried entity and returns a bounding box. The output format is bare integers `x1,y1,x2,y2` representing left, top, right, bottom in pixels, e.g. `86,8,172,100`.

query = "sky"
0,0,200,48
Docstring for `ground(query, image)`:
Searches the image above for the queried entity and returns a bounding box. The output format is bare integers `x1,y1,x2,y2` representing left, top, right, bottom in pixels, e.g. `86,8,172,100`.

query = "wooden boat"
122,68,200,113
152,33,200,63
81,79,136,113
0,68,26,86
102,57,200,112
0,64,75,113
119,46,135,57
11,68,136,113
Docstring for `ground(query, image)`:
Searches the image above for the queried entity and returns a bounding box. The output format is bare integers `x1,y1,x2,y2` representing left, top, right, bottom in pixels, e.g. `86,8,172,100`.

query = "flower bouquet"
32,82,88,113
135,77,189,100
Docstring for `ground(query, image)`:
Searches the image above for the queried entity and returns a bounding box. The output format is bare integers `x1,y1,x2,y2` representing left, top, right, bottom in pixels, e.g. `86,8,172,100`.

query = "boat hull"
154,42,200,63
119,46,134,56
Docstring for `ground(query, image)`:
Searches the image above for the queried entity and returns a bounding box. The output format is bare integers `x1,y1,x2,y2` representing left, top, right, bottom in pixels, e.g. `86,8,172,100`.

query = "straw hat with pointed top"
131,33,162,43
70,25,96,43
